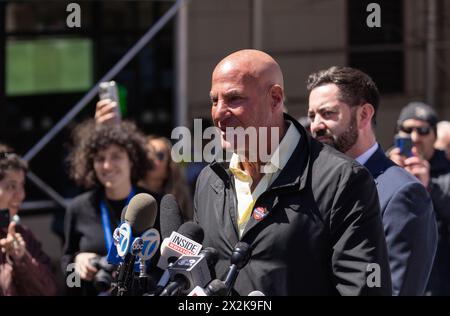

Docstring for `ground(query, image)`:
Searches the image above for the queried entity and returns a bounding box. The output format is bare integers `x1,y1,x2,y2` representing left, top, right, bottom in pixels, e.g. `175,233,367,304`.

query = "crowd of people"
1,49,450,295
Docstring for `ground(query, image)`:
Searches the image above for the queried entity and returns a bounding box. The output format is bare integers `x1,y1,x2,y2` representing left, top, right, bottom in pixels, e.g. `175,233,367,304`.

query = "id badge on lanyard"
99,187,136,252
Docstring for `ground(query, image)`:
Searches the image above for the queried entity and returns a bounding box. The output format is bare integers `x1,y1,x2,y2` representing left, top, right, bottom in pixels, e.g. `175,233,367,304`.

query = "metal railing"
20,0,187,212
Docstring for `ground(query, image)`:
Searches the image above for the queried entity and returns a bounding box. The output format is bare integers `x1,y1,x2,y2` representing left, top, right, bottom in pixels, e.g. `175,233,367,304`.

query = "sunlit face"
398,119,436,159
308,84,359,154
147,139,170,181
93,144,132,190
0,169,26,217
210,61,273,154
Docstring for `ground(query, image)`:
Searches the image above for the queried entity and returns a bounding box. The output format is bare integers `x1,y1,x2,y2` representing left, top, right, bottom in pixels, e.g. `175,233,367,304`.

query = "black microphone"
159,194,184,239
200,247,218,280
155,222,205,294
205,279,228,296
158,221,204,269
116,193,158,296
159,247,218,296
187,278,229,296
223,242,252,295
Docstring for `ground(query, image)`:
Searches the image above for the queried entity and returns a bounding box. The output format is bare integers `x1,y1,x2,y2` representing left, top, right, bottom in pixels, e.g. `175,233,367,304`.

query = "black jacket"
425,149,450,295
194,114,392,296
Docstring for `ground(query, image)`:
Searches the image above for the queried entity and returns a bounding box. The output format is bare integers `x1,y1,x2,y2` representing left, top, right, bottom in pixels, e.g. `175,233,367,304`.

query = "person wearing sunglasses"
389,102,450,296
308,67,436,296
139,136,193,222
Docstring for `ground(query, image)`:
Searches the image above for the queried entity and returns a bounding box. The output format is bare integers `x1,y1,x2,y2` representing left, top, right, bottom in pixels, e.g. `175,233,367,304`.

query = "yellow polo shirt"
229,122,301,236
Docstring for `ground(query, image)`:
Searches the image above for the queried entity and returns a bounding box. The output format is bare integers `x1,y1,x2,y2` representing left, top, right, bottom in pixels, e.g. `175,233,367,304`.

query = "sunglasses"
399,125,432,136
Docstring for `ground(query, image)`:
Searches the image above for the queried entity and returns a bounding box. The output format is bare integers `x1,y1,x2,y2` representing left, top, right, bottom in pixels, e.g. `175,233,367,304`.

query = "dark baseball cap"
397,102,438,128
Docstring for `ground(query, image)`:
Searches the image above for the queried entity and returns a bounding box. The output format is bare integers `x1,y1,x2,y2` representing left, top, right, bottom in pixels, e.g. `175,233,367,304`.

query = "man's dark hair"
68,119,152,189
307,66,380,126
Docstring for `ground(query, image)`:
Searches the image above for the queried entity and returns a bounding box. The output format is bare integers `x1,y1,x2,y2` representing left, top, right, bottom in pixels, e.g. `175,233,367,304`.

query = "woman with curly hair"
62,119,158,296
95,100,194,221
0,144,57,296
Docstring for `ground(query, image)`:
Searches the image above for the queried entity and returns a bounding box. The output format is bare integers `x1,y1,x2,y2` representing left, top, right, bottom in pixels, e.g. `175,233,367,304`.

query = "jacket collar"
363,144,395,179
209,113,312,193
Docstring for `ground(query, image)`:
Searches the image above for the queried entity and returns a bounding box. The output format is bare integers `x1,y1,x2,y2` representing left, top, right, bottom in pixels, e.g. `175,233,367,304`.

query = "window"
348,0,404,93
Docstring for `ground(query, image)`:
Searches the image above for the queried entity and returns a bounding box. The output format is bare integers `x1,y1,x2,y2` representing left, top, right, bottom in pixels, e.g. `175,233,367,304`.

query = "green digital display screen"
6,38,93,96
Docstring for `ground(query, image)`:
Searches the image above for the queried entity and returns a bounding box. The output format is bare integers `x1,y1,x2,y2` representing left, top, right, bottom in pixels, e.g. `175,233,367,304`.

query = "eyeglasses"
399,125,432,136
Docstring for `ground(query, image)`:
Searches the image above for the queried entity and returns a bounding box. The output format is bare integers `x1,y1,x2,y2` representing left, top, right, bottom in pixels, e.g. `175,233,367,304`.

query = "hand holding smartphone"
395,135,413,158
96,81,121,124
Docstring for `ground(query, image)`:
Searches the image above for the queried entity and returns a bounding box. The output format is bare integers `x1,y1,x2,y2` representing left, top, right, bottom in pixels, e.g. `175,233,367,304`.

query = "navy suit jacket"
364,145,438,295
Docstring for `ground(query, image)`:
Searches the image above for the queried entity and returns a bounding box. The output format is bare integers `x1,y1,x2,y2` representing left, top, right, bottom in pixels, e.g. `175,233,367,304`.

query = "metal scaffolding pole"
19,0,186,212
426,0,438,107
252,0,263,50
175,0,189,128
24,0,185,163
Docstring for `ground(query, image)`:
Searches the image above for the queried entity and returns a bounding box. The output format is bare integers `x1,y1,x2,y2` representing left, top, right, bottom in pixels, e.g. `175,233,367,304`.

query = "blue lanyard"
100,187,136,252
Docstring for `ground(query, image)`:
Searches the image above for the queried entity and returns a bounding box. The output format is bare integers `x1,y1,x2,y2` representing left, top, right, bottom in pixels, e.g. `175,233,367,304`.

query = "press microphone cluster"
186,242,253,296
108,193,160,296
155,221,206,295
108,193,260,296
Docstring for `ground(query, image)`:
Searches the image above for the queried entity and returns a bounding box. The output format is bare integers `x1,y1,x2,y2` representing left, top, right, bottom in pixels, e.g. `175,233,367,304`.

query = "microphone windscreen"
248,290,265,296
201,247,219,279
206,279,228,296
201,247,219,266
120,205,127,222
160,194,184,239
231,242,252,269
177,221,204,244
124,193,158,235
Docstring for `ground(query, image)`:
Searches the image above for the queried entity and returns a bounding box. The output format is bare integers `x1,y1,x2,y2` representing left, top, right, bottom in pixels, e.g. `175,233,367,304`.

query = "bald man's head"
213,49,284,91
210,49,287,156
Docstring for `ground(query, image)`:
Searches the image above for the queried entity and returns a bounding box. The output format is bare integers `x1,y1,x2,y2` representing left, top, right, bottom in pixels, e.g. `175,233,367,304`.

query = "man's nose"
311,116,325,134
215,99,229,118
411,131,420,142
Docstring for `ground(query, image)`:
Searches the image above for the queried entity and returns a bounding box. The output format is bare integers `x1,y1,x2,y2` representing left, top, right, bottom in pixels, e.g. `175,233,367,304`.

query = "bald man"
193,50,391,296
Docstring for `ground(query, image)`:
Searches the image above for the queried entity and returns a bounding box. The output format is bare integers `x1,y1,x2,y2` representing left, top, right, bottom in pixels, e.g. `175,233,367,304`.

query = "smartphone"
98,81,121,119
0,209,10,229
395,135,413,158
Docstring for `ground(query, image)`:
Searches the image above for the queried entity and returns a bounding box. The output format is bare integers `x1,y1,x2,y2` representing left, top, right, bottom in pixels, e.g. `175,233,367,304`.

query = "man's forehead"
401,119,431,128
211,70,258,93
309,84,346,109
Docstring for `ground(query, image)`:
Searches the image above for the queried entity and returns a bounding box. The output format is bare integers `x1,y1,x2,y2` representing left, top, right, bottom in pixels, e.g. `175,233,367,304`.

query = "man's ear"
270,85,284,111
358,103,375,128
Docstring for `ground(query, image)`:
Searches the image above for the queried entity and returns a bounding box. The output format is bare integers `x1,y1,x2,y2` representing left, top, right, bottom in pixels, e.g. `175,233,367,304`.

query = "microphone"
124,193,157,235
188,279,228,296
248,290,265,296
155,222,204,293
115,193,159,296
157,222,204,270
223,242,252,295
120,205,127,222
159,247,219,296
159,194,184,239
